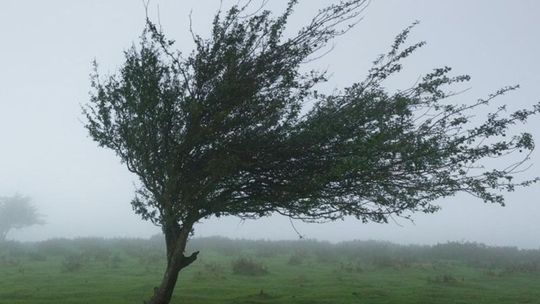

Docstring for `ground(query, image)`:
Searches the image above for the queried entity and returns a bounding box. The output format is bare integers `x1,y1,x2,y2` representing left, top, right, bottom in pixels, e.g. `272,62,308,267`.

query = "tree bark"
145,224,199,304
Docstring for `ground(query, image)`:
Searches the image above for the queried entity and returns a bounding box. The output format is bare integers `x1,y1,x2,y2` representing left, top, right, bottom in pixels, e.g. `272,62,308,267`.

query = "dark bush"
61,254,85,272
338,261,363,273
427,274,460,284
288,251,308,266
27,251,47,262
313,247,338,264
109,254,123,269
371,256,410,269
232,257,268,276
204,262,225,274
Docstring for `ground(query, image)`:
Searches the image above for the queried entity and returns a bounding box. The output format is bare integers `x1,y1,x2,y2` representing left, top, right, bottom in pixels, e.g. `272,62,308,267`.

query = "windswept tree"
83,1,539,303
0,195,44,241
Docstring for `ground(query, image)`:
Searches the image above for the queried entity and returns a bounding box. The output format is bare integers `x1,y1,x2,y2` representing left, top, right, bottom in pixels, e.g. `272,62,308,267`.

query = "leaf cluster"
84,0,539,228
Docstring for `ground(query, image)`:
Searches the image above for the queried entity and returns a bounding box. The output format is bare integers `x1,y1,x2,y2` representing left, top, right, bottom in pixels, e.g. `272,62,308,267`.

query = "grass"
0,237,539,303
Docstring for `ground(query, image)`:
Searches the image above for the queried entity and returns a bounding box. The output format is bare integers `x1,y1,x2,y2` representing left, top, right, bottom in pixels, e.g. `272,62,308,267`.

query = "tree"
0,195,44,241
83,1,539,303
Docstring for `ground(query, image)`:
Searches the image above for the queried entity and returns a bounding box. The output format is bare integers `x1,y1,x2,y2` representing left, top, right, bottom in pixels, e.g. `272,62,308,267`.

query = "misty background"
1,0,539,248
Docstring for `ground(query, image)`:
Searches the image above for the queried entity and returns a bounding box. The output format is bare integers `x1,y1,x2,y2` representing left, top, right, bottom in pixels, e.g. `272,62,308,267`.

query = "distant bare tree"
0,195,44,241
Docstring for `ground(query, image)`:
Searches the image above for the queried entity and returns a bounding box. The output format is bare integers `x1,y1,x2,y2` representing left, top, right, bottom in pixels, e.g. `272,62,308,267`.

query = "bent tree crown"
83,1,539,303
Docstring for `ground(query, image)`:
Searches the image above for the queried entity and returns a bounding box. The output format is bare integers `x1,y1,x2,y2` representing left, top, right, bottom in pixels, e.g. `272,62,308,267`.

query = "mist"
1,0,539,249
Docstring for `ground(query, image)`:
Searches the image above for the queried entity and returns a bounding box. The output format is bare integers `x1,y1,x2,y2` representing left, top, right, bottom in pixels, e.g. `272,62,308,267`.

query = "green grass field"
1,237,539,303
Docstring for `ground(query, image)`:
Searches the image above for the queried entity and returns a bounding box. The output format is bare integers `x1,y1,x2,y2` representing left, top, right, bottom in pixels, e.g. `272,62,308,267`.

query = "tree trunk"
0,229,7,242
145,224,199,304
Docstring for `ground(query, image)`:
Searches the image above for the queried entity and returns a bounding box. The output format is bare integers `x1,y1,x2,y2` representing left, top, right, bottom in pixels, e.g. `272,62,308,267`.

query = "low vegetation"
0,236,539,303
231,257,269,276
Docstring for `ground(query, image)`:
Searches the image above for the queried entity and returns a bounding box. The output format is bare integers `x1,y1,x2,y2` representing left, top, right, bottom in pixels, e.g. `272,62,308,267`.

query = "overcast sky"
1,0,539,249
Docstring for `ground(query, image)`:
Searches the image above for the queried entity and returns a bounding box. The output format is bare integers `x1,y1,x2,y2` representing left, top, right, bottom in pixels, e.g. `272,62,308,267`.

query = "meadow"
1,236,539,304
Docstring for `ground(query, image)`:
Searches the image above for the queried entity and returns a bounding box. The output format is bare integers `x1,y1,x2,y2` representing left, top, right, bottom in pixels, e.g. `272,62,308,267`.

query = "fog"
1,0,539,248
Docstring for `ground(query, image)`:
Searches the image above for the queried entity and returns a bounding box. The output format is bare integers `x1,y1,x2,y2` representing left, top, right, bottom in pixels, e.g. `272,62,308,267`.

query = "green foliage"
109,254,123,269
231,257,269,276
82,0,539,302
287,251,307,266
84,1,538,230
426,274,460,284
61,254,85,273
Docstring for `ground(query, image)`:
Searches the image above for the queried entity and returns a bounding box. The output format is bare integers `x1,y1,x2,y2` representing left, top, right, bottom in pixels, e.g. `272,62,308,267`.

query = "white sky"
1,0,539,248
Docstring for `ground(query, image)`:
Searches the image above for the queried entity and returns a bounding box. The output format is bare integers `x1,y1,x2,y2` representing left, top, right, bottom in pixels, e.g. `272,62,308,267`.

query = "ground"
0,237,539,303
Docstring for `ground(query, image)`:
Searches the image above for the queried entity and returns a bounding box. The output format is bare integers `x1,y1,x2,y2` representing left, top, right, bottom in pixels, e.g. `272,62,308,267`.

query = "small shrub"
371,256,410,269
221,246,243,257
89,248,112,263
503,261,540,274
109,254,123,269
288,251,307,266
194,262,227,280
231,257,268,276
313,248,338,264
484,268,502,277
27,252,47,262
61,254,85,273
427,274,459,284
204,262,225,274
338,261,363,273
